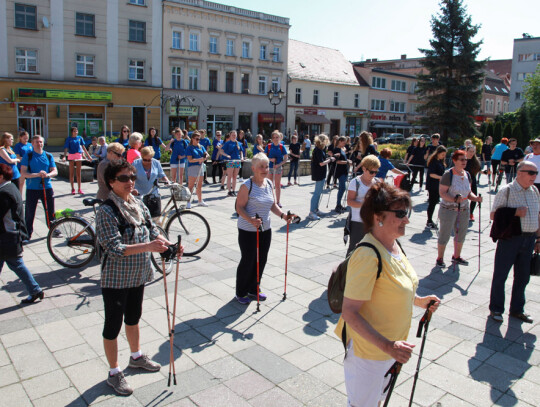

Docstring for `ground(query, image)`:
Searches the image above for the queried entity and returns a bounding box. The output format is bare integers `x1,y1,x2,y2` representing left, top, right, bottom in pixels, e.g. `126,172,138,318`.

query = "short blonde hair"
107,142,125,154
251,152,269,168
360,155,381,170
129,132,143,147
314,134,329,149
141,146,155,158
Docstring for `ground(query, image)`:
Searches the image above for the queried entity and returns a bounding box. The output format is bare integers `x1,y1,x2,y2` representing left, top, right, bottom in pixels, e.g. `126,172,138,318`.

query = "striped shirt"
96,200,160,289
492,181,540,233
237,178,275,232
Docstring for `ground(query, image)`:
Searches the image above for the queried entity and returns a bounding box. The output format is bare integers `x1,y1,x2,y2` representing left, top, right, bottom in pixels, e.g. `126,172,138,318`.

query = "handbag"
531,252,540,276
490,188,522,242
143,194,162,217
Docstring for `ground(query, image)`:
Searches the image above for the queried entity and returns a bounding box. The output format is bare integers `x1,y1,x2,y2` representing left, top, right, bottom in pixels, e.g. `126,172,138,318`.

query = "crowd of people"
0,125,539,402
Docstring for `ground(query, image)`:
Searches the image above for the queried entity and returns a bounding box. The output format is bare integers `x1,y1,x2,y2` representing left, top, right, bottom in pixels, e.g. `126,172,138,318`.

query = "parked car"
375,137,388,144
387,133,405,144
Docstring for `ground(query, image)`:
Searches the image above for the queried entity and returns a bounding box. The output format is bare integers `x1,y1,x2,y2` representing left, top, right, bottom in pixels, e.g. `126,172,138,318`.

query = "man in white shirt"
524,138,540,190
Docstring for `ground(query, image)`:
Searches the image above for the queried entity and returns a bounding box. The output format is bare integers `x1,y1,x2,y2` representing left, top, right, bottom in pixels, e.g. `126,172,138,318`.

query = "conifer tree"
512,123,525,149
416,0,485,145
493,121,502,144
484,121,494,141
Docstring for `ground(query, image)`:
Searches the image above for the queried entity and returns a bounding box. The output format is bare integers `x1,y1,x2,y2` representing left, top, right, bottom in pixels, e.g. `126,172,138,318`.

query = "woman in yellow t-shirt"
337,182,440,406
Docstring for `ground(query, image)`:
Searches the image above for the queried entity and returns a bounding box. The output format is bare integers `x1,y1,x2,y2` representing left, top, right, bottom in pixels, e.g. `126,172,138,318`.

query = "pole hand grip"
416,300,436,338
255,213,263,232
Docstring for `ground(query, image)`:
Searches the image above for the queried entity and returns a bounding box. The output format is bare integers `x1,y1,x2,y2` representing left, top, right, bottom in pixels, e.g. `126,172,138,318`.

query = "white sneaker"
186,201,192,209
198,200,208,207
307,212,320,220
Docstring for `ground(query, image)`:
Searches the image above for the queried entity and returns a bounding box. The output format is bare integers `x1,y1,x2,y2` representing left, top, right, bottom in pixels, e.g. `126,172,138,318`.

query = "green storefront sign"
18,88,112,101
168,105,198,116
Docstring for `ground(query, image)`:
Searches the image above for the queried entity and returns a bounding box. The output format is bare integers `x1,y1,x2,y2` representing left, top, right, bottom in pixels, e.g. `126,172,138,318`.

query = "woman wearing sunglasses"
346,155,381,255
97,159,181,396
337,182,440,407
186,131,209,207
437,150,482,267
96,143,125,200
115,125,131,149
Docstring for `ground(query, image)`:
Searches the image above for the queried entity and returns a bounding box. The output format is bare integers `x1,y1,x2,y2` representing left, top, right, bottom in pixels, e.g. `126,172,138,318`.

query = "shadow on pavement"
302,290,339,336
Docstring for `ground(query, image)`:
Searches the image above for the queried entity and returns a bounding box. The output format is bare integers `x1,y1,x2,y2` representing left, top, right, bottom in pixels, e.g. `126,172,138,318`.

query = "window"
391,80,406,92
333,92,339,106
189,68,199,90
371,99,385,111
497,101,501,113
172,31,182,49
209,36,218,54
260,45,267,60
484,84,491,91
76,54,94,77
504,101,508,113
518,53,540,62
271,77,280,93
226,39,234,56
313,90,319,105
128,59,144,80
172,67,182,89
129,20,146,42
272,46,280,62
354,94,359,108
129,0,145,4
517,72,533,81
208,70,217,92
258,76,267,95
16,49,37,72
515,92,522,100
502,88,508,93
15,4,36,29
372,77,386,89
189,33,199,51
242,42,250,58
75,13,95,37
485,99,491,112
225,72,234,93
390,101,405,113
241,73,249,94
295,88,302,104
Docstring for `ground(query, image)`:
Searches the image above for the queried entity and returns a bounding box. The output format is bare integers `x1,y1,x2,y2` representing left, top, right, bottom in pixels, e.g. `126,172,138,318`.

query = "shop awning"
297,114,331,124
258,113,284,123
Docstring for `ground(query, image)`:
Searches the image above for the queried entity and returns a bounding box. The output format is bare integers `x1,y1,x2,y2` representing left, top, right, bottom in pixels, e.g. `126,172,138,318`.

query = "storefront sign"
343,112,366,117
389,115,402,121
303,107,318,115
371,114,387,120
168,105,199,116
18,88,112,101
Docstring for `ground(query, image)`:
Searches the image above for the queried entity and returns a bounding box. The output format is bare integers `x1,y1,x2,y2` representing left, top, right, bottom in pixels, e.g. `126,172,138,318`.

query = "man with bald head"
489,160,540,324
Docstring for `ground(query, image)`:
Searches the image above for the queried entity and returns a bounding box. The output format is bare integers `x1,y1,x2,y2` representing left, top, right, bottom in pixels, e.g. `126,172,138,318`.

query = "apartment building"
0,0,162,146
510,34,540,111
162,0,289,137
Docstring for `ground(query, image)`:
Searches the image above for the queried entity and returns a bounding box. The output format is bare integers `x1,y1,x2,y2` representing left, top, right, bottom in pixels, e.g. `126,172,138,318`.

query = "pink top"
127,149,141,164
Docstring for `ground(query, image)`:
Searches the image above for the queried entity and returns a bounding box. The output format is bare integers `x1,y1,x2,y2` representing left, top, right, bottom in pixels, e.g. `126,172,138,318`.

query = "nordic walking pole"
326,157,338,208
170,235,182,386
255,213,262,313
453,196,462,273
41,178,51,228
382,361,402,407
408,300,436,407
283,210,290,301
478,194,481,273
161,256,173,386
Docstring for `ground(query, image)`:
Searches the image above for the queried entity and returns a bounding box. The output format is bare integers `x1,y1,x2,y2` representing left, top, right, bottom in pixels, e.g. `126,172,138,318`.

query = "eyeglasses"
193,138,200,141
365,169,378,175
123,130,129,133
142,158,153,162
112,151,122,158
385,209,411,219
457,158,467,162
114,174,137,182
519,170,539,176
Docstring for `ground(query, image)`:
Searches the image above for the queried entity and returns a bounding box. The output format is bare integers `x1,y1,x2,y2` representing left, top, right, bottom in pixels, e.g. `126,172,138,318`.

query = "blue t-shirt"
211,139,223,161
0,149,21,179
266,143,288,168
186,145,207,167
145,137,163,160
14,142,33,170
64,136,85,154
376,157,395,179
116,137,130,148
222,140,242,160
238,139,248,155
200,138,211,151
170,139,188,164
491,143,509,160
253,144,264,157
21,151,56,190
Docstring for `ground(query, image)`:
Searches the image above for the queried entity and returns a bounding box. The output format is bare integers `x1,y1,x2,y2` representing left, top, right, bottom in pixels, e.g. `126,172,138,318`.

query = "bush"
377,144,408,160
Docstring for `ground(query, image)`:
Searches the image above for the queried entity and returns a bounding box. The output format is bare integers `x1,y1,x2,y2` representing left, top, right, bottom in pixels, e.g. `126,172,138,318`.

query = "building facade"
162,0,289,138
510,35,540,111
0,0,162,146
287,40,368,139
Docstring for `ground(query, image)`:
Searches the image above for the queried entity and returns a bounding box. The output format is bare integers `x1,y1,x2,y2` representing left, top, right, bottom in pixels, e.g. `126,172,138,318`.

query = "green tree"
518,106,531,142
484,121,494,140
416,0,485,145
502,122,512,142
493,120,502,144
512,122,525,148
524,64,540,138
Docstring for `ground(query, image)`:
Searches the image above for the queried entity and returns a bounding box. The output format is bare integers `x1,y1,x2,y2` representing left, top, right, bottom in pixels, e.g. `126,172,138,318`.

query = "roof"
288,39,360,86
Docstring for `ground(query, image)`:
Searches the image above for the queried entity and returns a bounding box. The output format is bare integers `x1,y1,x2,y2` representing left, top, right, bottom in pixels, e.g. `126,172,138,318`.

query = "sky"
216,0,540,62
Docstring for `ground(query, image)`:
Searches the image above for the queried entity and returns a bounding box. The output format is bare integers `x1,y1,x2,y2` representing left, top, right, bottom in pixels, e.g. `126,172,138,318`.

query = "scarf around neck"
108,191,145,226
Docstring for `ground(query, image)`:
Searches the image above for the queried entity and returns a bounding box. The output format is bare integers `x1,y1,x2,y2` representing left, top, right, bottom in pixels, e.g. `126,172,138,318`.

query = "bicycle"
494,164,514,193
47,197,174,274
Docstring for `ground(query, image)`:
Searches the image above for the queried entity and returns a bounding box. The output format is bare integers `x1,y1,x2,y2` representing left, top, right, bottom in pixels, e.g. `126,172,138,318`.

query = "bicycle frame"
154,184,187,227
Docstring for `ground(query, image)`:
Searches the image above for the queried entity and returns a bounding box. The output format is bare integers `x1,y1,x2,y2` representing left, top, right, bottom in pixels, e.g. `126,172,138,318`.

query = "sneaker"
469,214,475,221
203,180,209,185
198,200,209,207
490,312,503,323
452,256,469,266
509,312,534,324
186,201,192,209
227,191,233,197
236,295,252,305
436,258,446,268
307,212,320,220
71,188,75,195
128,354,161,372
52,229,63,238
248,292,267,301
78,189,84,195
232,191,237,197
287,182,292,186
294,181,298,185
220,185,225,190
107,371,133,396
315,209,323,216
426,221,437,229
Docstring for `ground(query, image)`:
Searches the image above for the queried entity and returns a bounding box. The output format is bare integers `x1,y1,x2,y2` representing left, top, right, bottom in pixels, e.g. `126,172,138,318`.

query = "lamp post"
267,89,285,132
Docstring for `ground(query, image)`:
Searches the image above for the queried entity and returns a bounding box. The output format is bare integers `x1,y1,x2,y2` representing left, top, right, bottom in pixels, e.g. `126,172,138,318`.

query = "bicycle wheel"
47,217,96,268
151,225,174,275
165,210,211,256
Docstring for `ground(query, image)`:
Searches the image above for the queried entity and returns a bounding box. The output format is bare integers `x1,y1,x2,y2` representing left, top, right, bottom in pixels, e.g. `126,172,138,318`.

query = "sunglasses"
519,170,539,176
112,151,122,158
457,158,467,162
123,130,129,133
114,174,137,182
385,209,411,219
142,158,153,162
365,169,378,175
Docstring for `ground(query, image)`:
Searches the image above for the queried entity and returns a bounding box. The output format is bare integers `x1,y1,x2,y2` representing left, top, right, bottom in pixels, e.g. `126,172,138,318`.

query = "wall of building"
510,37,540,111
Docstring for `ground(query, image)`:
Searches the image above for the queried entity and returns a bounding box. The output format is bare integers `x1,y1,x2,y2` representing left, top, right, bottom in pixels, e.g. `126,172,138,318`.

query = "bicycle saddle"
83,198,103,207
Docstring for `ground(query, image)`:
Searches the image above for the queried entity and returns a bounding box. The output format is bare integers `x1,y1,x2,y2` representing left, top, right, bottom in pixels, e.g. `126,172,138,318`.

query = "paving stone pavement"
0,170,538,406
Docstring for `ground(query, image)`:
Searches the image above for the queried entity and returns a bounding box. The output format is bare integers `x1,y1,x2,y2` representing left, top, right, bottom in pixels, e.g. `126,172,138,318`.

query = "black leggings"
470,179,478,215
102,285,144,340
427,186,440,223
410,166,425,188
212,161,223,183
326,162,336,187
236,228,271,297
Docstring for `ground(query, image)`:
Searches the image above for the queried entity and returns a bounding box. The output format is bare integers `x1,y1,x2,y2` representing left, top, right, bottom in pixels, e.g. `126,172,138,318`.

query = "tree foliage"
483,121,494,140
416,0,485,145
512,123,525,148
493,121,502,144
524,64,540,138
502,122,512,142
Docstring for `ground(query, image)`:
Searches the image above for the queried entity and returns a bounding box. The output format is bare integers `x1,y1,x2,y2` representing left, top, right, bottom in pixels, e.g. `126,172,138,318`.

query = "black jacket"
0,182,28,259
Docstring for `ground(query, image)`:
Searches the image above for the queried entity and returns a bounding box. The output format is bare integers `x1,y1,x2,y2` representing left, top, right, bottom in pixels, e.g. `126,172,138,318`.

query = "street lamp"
268,89,285,131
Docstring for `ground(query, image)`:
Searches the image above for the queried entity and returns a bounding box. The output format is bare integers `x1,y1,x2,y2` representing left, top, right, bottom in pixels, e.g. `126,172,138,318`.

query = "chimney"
401,54,407,60
372,58,378,62
366,58,371,62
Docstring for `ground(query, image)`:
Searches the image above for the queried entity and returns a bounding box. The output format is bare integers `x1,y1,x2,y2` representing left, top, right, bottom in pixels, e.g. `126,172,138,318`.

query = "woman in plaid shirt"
96,160,181,396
